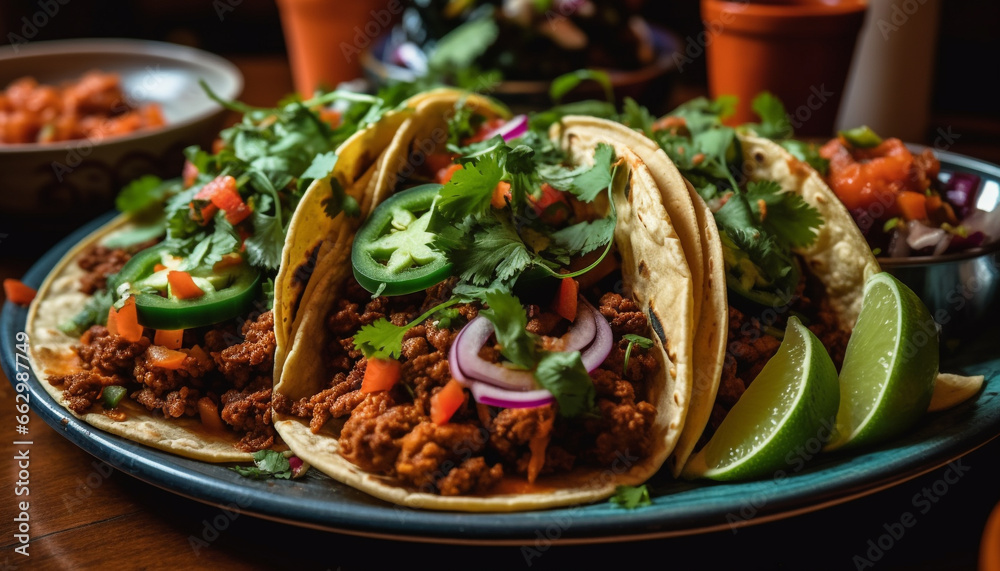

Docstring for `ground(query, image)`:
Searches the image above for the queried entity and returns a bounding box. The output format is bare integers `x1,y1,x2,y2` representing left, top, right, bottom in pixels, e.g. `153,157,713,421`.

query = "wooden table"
2,57,1000,571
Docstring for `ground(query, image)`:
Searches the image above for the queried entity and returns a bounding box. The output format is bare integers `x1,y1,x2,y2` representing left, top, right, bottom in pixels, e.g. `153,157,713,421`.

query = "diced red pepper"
361,358,401,393
319,108,342,129
146,345,187,369
530,183,572,225
491,181,512,209
167,271,204,300
463,117,506,144
212,252,243,272
553,277,579,322
154,329,184,350
3,279,36,306
431,379,467,425
110,297,143,342
436,163,463,184
425,153,458,174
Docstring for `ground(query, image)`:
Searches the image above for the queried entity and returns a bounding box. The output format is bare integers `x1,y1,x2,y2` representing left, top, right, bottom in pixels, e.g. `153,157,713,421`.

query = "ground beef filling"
49,310,278,452
711,272,851,435
275,279,660,496
75,239,159,295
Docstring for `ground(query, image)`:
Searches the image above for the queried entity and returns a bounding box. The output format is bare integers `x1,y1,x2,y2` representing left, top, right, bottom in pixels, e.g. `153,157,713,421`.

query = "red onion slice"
468,382,555,409
483,115,528,143
579,301,613,372
560,301,595,351
449,316,537,390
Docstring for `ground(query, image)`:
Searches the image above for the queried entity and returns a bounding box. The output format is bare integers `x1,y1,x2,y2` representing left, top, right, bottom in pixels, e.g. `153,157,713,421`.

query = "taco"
26,92,409,461
617,97,880,474
272,89,696,511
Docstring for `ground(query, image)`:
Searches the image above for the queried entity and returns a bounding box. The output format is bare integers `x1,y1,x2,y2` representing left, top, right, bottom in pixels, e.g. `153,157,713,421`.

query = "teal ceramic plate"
3,210,999,545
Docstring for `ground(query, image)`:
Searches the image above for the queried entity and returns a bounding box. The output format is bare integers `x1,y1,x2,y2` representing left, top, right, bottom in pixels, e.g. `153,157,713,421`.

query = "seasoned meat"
132,349,213,396
49,370,121,413
437,457,503,496
76,325,151,375
213,311,276,389
586,399,657,466
132,385,200,418
394,421,490,491
339,393,422,474
597,292,649,336
75,239,160,294
221,378,275,452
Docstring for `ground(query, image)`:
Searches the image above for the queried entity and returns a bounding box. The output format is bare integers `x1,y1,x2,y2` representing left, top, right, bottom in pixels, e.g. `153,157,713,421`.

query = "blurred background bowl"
0,38,242,254
361,25,682,114
878,147,1000,352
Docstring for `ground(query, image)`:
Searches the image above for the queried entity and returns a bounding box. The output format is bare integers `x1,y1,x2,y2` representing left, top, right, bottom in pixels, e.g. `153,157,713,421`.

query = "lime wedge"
682,316,839,481
825,272,938,451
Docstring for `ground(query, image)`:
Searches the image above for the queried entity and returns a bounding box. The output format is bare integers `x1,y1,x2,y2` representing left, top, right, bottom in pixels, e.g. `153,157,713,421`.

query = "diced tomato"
196,175,251,225
154,329,184,350
182,160,199,188
3,279,36,306
897,191,928,221
436,163,463,184
431,379,467,425
425,153,458,174
652,115,687,134
319,108,342,129
212,138,226,154
197,397,224,431
530,183,572,225
167,271,204,300
491,181,512,209
553,277,579,322
112,297,143,342
153,263,167,273
147,344,187,369
463,117,506,144
361,358,401,393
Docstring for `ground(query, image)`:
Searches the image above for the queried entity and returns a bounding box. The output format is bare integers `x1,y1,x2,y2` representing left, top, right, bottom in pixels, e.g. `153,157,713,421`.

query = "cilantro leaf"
479,290,537,369
297,151,339,193
565,143,615,202
620,97,655,136
610,484,652,509
353,319,409,360
549,217,616,256
436,150,505,221
428,16,499,70
229,450,292,480
747,92,793,139
745,180,822,249
354,299,461,360
780,140,830,176
622,334,653,376
243,194,285,271
549,69,613,104
533,351,596,418
441,217,533,286
115,175,173,214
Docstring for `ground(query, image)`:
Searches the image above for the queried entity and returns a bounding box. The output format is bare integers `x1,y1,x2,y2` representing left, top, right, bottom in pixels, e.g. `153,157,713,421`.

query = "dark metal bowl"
878,147,1000,349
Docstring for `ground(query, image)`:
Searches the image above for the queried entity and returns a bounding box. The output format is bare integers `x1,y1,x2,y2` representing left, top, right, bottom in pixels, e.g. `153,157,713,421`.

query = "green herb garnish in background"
229,450,292,480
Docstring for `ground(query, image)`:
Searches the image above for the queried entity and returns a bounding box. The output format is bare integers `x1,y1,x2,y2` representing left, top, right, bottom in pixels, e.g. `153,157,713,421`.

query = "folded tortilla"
273,92,696,511
26,109,405,462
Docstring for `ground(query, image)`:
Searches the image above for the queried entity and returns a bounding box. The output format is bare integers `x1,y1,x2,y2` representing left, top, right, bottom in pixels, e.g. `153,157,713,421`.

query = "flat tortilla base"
27,215,255,462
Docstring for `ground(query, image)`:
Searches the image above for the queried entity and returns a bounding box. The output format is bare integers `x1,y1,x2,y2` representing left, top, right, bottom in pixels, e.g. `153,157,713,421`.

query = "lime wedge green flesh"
826,273,938,451
684,316,839,481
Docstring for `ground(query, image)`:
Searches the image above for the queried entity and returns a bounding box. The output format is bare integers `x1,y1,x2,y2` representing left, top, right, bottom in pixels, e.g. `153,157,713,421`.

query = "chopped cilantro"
533,351,596,418
322,176,360,220
610,484,652,509
229,450,292,480
436,149,505,221
549,69,613,104
116,175,175,214
354,299,461,360
745,181,822,249
746,92,793,139
479,290,537,369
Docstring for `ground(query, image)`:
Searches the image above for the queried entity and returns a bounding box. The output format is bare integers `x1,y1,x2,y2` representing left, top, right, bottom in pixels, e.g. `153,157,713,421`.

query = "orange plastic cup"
983,500,1000,571
276,0,403,95
701,0,868,136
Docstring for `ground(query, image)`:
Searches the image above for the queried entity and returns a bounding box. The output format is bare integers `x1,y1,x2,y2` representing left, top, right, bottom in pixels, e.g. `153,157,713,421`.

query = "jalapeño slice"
352,184,452,296
110,245,262,330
